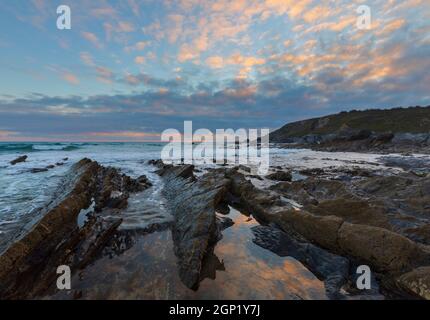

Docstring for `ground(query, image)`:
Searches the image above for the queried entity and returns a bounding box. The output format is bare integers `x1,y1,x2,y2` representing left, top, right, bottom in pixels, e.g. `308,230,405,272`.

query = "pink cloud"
62,72,80,85
81,31,103,49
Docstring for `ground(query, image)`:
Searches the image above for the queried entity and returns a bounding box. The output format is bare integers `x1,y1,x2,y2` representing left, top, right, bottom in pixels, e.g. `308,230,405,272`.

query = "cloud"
1,0,429,141
0,130,18,139
81,31,103,49
87,131,160,138
117,21,135,33
90,7,116,18
80,52,95,66
62,72,80,85
375,19,406,36
125,41,149,52
134,56,145,64
95,66,114,84
206,56,224,69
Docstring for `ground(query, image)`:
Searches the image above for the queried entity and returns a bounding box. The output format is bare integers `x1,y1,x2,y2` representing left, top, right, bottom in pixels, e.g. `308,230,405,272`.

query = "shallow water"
51,207,326,300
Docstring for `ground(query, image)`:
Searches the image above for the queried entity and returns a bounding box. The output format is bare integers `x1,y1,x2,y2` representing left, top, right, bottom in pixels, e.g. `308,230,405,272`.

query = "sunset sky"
0,0,429,141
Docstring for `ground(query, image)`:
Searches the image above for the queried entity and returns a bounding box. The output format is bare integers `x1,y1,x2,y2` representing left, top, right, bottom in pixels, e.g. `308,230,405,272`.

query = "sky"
0,0,429,142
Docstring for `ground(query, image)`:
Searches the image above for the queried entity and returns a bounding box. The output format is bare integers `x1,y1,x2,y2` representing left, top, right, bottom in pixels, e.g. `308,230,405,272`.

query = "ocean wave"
0,143,82,153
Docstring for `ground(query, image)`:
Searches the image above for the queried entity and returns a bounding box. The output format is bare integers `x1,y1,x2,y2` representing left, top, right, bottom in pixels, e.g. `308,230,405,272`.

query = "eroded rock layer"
0,158,150,299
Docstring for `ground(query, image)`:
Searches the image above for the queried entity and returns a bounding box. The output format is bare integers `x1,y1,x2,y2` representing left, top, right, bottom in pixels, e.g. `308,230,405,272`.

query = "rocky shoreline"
0,155,429,300
269,106,430,154
272,131,430,154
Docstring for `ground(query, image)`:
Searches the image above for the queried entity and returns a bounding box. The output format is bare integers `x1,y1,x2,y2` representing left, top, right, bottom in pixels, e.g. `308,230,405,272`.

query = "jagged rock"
225,168,289,223
216,216,234,231
270,181,317,206
306,199,391,229
29,168,48,173
348,129,372,141
136,175,151,186
93,167,151,211
237,165,251,173
405,224,430,245
269,178,356,207
266,170,292,182
0,158,150,299
148,159,164,167
372,132,394,144
299,168,325,176
10,155,27,165
276,209,343,250
381,156,430,171
276,209,430,274
353,174,430,233
215,200,230,215
337,223,429,273
396,266,430,299
158,165,230,290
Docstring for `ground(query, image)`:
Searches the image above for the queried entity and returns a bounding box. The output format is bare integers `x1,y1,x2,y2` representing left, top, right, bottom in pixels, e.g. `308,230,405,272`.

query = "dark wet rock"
103,191,128,209
249,174,264,180
380,155,430,172
62,158,68,161
353,174,430,224
348,129,372,141
306,199,391,229
72,217,123,269
148,159,164,167
216,216,234,231
337,222,430,273
55,162,64,166
252,224,349,299
341,270,385,300
199,249,225,283
10,155,27,165
136,175,152,186
299,168,325,176
396,266,430,299
269,178,356,207
276,209,430,274
92,167,152,211
237,165,251,173
265,170,292,182
372,132,394,144
0,158,150,299
405,224,430,245
270,181,317,206
158,165,230,290
29,164,61,173
276,209,343,250
216,200,230,215
269,173,430,244
338,167,374,178
225,168,291,223
29,168,49,173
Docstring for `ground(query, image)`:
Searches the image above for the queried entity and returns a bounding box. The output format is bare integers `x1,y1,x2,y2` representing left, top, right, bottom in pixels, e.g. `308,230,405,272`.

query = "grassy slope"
270,106,430,141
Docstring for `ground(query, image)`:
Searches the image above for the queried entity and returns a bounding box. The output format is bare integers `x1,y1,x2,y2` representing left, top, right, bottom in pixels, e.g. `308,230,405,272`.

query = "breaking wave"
0,143,82,153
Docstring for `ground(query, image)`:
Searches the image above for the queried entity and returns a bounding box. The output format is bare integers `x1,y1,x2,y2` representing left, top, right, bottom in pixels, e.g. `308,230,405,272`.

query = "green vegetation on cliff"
270,106,430,142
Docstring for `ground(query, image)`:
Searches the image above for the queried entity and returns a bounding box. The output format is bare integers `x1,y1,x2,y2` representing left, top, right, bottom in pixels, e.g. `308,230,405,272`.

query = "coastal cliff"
270,106,430,154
